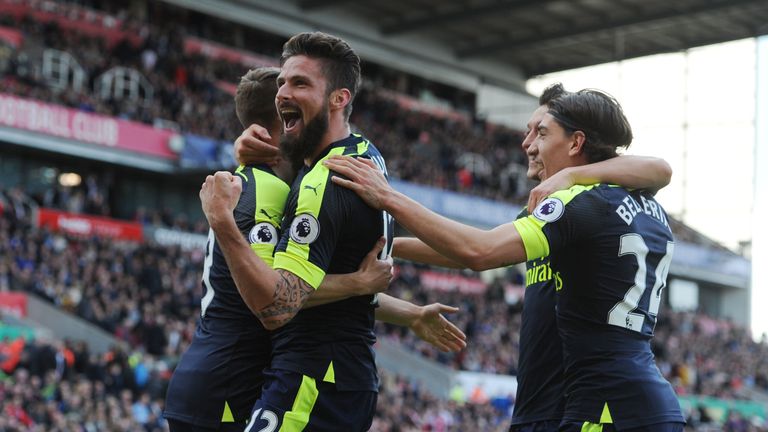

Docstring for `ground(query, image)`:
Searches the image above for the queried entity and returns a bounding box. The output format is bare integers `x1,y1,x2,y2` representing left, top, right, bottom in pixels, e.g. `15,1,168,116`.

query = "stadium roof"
295,0,768,77
167,0,768,92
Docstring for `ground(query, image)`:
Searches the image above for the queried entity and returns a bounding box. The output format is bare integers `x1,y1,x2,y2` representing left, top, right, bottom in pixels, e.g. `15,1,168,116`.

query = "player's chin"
526,166,542,180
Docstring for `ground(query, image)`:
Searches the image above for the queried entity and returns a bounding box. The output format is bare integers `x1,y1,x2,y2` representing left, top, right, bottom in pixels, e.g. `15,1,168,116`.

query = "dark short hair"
539,82,568,106
281,32,361,119
547,89,633,163
234,67,280,128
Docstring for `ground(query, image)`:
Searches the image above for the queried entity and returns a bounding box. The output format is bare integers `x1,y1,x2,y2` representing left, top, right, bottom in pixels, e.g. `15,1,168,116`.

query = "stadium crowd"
2,0,736,236
2,187,768,430
0,0,532,204
1,1,765,430
0,336,169,432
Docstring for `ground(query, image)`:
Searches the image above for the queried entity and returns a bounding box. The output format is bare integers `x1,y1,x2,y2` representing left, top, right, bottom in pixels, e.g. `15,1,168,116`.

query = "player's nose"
276,83,292,102
526,139,539,156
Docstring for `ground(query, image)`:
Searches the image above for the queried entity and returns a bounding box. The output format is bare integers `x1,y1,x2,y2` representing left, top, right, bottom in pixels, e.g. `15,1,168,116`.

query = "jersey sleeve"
248,167,290,266
273,148,348,288
513,184,606,261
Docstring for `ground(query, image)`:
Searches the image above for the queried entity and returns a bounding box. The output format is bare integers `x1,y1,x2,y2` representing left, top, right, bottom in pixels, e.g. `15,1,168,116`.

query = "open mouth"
280,107,302,133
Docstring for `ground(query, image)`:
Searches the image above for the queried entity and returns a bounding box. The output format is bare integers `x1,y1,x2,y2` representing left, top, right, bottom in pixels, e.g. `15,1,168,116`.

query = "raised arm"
375,294,466,353
201,172,313,330
527,155,672,210
323,156,527,271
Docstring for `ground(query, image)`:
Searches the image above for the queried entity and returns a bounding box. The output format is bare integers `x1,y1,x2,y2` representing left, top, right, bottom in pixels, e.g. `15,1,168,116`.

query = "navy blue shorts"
167,418,244,432
164,324,271,428
558,421,685,432
509,420,561,432
245,368,377,432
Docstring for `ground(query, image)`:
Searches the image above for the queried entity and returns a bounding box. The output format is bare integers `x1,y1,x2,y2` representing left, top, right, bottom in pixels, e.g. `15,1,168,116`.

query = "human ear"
569,130,586,156
329,88,351,111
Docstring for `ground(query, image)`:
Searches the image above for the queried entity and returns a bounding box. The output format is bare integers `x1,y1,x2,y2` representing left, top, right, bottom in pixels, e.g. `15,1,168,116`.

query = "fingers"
418,304,467,352
234,124,279,165
213,171,237,190
527,192,536,213
371,236,387,258
527,186,541,212
361,237,386,266
528,189,546,212
232,175,242,193
325,155,373,174
330,176,359,191
434,321,467,352
436,304,460,314
323,158,360,178
358,157,377,169
247,123,272,141
441,317,467,341
213,171,232,181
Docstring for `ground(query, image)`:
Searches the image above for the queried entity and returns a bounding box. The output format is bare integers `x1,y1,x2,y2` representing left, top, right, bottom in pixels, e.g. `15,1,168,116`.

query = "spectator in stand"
1,2,536,205
1,187,768,430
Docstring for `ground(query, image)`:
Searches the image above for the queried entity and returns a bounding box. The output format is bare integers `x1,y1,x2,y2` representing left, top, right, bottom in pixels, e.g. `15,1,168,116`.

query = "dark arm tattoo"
255,269,315,329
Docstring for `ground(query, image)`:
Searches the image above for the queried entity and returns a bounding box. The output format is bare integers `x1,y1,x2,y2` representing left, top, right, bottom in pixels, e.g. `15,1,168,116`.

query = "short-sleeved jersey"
164,164,290,426
511,208,565,425
271,134,393,392
200,164,290,330
513,184,683,429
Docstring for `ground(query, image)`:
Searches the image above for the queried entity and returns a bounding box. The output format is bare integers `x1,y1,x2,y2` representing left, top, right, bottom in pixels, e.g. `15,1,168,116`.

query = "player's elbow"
465,258,494,272
256,311,296,331
654,158,673,187
462,249,495,272
260,319,285,331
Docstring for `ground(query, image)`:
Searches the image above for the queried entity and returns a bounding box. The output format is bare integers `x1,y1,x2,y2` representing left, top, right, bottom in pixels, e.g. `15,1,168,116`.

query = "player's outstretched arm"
304,237,393,308
375,294,466,353
393,237,464,268
201,172,313,330
527,155,672,210
323,156,527,271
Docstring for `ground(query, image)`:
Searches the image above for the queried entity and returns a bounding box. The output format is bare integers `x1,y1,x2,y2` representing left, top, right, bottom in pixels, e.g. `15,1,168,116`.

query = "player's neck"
304,118,350,166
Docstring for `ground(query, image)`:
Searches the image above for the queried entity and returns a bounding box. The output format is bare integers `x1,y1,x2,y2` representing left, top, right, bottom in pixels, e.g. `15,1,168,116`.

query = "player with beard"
235,81,673,431
200,32,396,431
168,67,464,432
165,66,387,432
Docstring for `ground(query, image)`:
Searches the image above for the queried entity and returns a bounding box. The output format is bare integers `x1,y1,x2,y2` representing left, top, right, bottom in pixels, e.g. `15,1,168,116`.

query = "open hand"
323,156,392,210
410,303,467,353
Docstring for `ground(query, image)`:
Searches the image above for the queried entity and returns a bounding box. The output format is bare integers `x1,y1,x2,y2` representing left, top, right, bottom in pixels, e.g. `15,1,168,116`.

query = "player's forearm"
255,269,314,329
392,237,465,268
304,273,362,308
383,191,516,271
209,216,281,316
568,155,672,193
374,294,419,327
